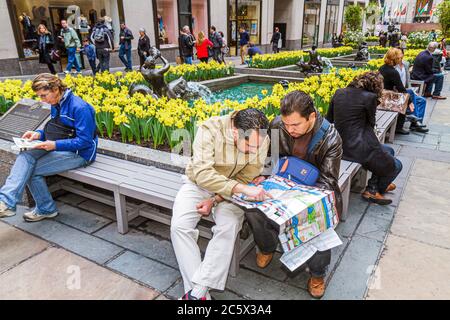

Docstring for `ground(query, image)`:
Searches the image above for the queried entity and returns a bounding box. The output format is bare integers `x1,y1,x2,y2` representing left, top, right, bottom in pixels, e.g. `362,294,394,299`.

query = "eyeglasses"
37,92,51,99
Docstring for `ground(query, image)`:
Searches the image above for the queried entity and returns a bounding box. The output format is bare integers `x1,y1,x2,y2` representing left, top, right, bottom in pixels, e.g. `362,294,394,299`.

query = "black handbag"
44,108,76,141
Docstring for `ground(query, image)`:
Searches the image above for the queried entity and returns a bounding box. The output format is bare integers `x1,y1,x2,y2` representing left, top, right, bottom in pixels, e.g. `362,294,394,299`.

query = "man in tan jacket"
171,108,271,300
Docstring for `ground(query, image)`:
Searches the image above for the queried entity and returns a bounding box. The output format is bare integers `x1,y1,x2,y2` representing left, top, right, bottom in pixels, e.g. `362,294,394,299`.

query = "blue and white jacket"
37,89,98,162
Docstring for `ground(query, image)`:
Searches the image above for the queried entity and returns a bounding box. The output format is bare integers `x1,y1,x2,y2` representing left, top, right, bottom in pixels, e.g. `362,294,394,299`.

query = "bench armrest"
409,80,425,96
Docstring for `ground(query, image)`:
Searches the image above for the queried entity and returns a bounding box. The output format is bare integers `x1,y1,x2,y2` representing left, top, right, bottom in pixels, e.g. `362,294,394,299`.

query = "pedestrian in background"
91,17,114,73
59,19,81,74
35,24,57,74
81,38,97,75
239,26,250,65
270,27,281,53
209,26,223,63
195,31,213,63
138,28,151,68
119,22,134,71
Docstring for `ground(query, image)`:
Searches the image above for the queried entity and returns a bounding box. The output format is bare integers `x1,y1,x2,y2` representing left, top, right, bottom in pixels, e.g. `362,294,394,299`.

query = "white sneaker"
23,209,58,222
0,201,16,218
63,70,70,75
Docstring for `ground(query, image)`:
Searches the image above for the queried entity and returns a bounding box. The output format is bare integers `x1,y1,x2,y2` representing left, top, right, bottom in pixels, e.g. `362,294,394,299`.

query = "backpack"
275,119,330,186
186,34,195,48
93,27,106,43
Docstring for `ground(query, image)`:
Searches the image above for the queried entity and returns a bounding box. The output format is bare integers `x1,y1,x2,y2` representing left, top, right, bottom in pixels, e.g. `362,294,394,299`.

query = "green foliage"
345,5,363,31
437,0,450,37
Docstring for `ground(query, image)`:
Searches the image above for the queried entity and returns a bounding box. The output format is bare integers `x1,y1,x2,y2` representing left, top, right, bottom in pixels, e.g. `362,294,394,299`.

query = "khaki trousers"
240,45,248,64
170,176,245,292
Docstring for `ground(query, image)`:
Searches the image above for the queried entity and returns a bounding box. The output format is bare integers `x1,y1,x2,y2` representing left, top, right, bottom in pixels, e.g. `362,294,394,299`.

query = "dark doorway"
274,23,286,48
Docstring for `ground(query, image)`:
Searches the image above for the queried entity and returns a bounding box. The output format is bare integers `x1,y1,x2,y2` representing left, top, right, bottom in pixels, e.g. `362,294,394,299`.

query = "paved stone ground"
0,73,449,300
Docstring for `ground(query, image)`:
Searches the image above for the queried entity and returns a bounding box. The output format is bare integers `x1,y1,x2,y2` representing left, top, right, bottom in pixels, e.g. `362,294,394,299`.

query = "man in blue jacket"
411,42,447,100
0,73,97,222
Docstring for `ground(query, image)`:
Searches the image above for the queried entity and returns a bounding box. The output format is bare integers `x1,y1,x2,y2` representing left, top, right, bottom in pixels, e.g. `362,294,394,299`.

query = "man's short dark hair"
211,26,216,31
280,91,316,120
233,108,269,139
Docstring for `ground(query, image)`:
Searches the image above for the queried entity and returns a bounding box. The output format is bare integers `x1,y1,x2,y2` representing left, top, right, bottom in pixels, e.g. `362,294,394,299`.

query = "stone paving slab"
54,202,112,234
2,207,124,264
410,158,450,181
322,235,383,300
225,268,312,300
94,223,179,268
366,235,450,300
78,199,117,220
0,247,158,300
56,193,87,206
391,176,450,249
106,250,180,293
0,222,49,273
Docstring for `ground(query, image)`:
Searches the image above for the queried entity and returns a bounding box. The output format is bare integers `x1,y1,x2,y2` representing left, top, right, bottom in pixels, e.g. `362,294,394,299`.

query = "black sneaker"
180,290,207,300
410,125,429,133
395,128,410,135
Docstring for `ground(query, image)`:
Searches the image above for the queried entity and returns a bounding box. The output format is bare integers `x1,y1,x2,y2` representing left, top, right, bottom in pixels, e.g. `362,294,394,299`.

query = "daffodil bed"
247,46,354,69
164,61,235,83
0,68,372,151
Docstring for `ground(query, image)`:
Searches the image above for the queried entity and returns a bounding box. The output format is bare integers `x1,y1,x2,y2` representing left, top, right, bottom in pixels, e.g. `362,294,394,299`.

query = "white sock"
191,284,209,299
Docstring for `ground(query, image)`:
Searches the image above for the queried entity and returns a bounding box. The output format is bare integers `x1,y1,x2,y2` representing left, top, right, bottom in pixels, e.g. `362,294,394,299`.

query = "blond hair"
32,73,67,94
37,24,50,36
197,31,206,45
384,48,403,66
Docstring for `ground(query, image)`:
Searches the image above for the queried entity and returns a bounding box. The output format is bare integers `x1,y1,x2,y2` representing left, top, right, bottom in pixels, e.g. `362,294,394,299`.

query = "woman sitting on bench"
327,71,403,205
0,73,97,222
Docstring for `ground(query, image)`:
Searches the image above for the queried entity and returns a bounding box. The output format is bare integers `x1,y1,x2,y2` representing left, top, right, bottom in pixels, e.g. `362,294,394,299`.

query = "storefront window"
156,0,208,48
302,0,321,47
324,0,339,44
228,0,261,56
9,0,123,59
156,0,179,47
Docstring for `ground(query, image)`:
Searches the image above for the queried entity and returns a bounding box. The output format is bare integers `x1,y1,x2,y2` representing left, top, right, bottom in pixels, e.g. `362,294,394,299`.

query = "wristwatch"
212,197,219,208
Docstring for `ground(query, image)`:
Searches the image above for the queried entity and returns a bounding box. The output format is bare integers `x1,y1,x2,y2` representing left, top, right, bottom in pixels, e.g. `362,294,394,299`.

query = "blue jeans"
367,145,403,194
425,73,444,96
183,56,193,65
119,44,132,69
0,150,87,215
66,47,81,72
407,88,427,121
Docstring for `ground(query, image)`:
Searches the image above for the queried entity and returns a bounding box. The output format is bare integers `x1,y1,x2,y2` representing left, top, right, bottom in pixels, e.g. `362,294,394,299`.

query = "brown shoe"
362,190,392,205
307,276,325,299
256,252,274,268
385,183,396,193
432,96,447,100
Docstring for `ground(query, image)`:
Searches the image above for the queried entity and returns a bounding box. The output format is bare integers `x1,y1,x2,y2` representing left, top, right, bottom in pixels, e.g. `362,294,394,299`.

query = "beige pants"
170,176,245,292
240,45,248,64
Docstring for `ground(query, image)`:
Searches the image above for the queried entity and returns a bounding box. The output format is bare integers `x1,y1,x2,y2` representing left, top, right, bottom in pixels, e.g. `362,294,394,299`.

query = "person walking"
35,24,57,74
209,26,223,63
219,31,228,63
270,27,282,53
239,27,250,64
119,22,134,71
91,17,114,73
0,73,97,222
195,31,213,63
59,19,81,74
137,28,151,68
81,38,97,75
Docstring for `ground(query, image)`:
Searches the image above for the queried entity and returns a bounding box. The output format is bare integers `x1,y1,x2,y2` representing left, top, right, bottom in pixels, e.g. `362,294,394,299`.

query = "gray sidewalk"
0,76,449,300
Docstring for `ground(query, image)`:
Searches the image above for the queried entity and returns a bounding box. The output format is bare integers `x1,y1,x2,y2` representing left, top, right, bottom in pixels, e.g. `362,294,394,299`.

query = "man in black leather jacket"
246,90,343,299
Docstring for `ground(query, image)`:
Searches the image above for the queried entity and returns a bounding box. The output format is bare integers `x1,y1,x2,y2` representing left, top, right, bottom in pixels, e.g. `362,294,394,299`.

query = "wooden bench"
376,110,398,144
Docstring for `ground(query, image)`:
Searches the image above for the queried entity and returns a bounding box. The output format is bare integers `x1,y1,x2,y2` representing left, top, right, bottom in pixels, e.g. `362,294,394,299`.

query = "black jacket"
138,35,151,56
411,50,434,83
327,87,396,178
270,114,343,218
379,64,407,93
271,32,281,45
35,33,54,64
179,33,195,57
